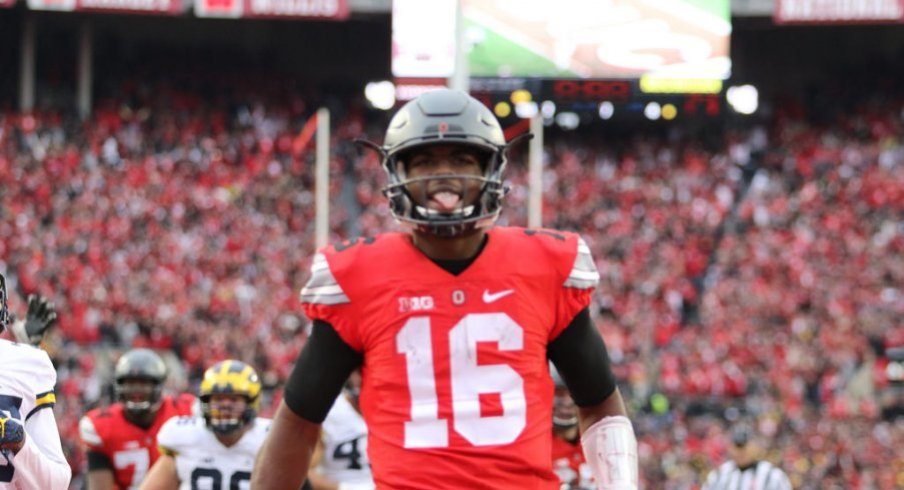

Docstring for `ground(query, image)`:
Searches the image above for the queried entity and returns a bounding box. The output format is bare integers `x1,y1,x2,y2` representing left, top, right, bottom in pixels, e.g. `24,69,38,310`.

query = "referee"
701,425,793,490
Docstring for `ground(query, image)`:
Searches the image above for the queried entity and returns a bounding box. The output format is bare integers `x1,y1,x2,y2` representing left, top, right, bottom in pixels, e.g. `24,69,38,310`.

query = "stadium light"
365,81,397,110
515,101,538,119
598,101,615,120
555,112,580,130
727,84,758,115
510,89,532,105
541,100,556,119
661,103,678,120
494,101,512,118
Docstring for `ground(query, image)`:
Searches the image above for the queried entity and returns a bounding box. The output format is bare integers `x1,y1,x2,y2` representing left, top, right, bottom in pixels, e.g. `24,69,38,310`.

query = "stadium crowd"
1,74,903,489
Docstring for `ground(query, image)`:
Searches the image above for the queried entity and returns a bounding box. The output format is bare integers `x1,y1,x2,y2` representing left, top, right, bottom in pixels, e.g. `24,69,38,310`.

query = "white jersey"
702,460,793,490
316,394,373,485
0,339,71,490
156,415,271,490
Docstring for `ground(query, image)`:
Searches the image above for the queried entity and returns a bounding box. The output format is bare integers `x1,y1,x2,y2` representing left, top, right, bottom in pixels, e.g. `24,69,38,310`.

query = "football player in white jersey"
0,272,71,490
139,360,271,490
308,371,374,490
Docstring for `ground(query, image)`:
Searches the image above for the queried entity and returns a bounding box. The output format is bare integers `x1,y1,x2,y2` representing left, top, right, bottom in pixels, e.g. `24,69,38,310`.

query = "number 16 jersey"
301,227,599,490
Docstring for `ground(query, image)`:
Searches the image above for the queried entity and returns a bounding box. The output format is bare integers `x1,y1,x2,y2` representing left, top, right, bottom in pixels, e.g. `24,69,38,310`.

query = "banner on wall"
24,0,346,16
775,0,904,23
27,0,183,14
194,0,348,19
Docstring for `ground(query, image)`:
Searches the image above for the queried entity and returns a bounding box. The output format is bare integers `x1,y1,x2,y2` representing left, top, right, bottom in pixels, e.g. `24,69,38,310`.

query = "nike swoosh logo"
482,289,514,303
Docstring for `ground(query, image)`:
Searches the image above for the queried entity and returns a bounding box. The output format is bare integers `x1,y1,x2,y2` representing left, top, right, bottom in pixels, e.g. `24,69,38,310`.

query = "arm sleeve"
15,407,72,490
86,450,114,471
283,320,363,424
547,307,617,407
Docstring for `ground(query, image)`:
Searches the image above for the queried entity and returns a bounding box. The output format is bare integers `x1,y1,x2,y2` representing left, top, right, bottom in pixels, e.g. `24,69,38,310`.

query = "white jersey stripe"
301,253,350,305
565,237,600,290
301,285,345,296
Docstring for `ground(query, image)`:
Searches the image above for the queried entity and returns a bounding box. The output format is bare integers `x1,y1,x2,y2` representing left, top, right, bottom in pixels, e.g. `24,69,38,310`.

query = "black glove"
14,295,58,346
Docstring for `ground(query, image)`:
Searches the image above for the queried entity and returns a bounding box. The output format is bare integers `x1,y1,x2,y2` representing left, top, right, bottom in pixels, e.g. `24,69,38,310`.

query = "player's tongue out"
430,191,461,212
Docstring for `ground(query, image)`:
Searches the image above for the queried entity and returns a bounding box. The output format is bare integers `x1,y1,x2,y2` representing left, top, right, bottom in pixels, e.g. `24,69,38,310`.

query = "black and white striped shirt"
702,460,793,490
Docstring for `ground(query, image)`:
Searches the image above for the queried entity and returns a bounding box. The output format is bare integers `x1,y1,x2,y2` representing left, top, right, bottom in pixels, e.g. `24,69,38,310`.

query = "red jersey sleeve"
543,232,599,340
78,409,109,454
300,247,364,351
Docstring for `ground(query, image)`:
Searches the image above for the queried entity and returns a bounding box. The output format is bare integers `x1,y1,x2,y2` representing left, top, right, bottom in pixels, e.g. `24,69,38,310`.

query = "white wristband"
580,415,638,490
10,319,31,345
337,482,375,490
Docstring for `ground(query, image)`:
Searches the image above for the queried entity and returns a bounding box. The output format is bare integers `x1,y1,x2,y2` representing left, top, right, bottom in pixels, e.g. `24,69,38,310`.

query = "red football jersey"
79,393,196,489
301,227,598,489
552,433,594,489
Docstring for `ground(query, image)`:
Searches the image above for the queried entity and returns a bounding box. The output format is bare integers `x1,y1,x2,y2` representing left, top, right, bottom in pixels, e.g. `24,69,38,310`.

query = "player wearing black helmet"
114,349,169,426
79,349,195,490
255,89,635,490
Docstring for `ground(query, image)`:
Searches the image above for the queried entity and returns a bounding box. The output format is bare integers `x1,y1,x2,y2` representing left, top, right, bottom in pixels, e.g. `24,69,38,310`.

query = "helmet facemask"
0,273,10,334
552,386,579,431
383,144,508,238
115,377,164,419
201,394,255,435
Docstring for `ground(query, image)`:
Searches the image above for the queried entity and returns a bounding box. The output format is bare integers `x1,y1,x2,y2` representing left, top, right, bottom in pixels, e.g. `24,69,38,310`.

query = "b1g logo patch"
398,296,435,313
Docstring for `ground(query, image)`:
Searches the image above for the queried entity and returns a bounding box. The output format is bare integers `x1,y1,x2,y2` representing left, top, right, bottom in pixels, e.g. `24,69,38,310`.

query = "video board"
393,0,731,89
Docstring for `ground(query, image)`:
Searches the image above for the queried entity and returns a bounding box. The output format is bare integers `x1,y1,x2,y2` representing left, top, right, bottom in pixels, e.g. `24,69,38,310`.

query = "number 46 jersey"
301,227,599,490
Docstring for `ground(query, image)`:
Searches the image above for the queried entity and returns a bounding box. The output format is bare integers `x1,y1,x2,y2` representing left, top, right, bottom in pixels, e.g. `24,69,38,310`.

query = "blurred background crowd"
1,3,904,489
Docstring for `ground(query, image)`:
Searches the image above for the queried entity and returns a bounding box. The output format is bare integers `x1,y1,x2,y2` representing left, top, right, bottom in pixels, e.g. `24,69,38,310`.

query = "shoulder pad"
157,415,204,451
0,340,58,403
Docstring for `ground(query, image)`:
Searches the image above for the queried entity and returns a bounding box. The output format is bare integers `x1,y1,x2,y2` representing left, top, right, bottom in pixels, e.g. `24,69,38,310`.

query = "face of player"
553,386,578,430
206,394,248,433
119,379,158,409
401,143,486,215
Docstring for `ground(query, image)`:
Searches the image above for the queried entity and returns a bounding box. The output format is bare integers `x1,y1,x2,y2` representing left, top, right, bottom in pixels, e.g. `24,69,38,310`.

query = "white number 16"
396,313,526,448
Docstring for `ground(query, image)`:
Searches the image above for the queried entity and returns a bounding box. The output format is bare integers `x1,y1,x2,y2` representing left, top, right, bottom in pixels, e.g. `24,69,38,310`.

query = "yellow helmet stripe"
201,361,260,398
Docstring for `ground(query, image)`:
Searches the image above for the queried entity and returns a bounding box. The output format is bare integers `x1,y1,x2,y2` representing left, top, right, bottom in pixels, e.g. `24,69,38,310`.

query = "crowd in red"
1,78,902,488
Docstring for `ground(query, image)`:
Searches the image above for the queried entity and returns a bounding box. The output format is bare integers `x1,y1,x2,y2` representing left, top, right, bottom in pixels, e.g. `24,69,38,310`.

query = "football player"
138,360,272,490
79,348,195,489
551,364,594,490
0,272,72,489
308,370,374,490
253,89,638,490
